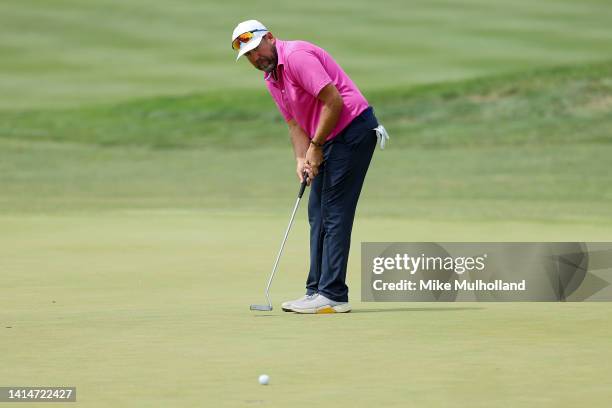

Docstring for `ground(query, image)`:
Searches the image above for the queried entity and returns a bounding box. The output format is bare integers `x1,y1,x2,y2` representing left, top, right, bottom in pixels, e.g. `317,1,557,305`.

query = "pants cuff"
318,289,348,303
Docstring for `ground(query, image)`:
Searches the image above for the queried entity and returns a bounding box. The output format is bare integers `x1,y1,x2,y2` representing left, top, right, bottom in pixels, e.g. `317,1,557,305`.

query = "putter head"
250,304,273,311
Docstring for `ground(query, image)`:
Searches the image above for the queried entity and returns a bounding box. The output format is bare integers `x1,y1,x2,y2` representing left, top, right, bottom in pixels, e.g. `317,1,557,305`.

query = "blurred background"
1,0,611,223
2,0,612,108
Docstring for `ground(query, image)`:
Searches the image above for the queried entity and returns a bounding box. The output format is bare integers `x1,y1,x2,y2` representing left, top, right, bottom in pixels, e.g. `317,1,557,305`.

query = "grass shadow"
352,306,484,313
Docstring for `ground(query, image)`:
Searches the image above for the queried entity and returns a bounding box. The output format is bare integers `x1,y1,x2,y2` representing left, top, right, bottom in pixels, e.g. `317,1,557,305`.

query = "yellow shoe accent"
316,306,337,314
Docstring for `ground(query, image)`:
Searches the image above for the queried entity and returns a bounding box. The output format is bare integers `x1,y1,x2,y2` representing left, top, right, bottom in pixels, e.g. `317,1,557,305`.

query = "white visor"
235,31,267,61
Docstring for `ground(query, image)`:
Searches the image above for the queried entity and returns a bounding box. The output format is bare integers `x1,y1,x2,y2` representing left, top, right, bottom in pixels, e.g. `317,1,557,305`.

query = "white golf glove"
374,125,389,149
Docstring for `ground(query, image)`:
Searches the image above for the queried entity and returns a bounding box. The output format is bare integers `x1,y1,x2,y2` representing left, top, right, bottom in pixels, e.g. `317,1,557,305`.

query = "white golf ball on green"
258,374,269,385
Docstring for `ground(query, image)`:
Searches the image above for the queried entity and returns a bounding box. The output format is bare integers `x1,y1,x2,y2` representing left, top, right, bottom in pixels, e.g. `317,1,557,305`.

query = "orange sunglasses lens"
232,32,254,50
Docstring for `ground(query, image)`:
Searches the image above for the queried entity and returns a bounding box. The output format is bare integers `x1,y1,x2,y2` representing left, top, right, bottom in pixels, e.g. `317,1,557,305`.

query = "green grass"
1,60,612,406
1,61,611,223
2,139,612,223
2,1,612,406
2,60,611,149
1,0,612,109
2,213,611,407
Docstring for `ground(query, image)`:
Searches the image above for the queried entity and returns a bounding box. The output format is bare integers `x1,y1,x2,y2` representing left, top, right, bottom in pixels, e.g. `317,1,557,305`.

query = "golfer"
232,20,388,314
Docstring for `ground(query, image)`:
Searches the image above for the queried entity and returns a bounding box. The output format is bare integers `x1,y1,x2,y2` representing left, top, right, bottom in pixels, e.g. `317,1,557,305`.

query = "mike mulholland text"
372,279,527,291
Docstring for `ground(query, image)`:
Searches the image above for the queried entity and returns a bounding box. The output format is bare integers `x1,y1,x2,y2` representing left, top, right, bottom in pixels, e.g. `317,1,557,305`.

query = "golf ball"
258,374,269,385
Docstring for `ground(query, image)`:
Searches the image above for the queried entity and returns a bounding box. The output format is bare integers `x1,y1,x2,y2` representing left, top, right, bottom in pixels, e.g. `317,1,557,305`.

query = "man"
232,20,388,314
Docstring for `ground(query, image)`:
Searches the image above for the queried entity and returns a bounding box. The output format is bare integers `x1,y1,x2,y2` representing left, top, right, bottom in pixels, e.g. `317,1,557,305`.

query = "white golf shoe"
281,293,318,312
290,294,351,314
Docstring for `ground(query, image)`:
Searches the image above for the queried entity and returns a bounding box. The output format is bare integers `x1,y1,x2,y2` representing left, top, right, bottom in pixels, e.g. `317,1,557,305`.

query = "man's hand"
305,144,324,180
296,157,310,185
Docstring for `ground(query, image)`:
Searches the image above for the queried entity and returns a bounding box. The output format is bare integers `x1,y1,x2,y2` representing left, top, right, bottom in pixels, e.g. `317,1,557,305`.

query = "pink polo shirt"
265,40,369,141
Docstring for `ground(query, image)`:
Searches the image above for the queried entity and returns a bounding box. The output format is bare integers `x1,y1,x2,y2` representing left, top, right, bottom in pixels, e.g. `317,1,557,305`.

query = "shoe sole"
281,301,296,312
292,304,352,314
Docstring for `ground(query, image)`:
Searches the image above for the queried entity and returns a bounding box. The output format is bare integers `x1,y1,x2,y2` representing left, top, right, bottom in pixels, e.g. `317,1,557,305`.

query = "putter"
250,173,309,311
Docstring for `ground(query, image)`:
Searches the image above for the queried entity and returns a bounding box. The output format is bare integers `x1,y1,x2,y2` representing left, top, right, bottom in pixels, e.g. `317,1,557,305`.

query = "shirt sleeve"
266,85,293,122
285,50,333,98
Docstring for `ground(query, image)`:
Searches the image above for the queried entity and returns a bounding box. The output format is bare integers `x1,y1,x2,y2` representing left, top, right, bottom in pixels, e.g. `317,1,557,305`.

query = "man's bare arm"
311,83,343,146
289,84,343,182
288,119,311,183
303,83,343,179
288,119,310,159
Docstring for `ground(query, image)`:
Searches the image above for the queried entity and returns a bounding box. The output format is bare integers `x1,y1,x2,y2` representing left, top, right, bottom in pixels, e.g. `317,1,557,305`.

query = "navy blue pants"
306,106,378,302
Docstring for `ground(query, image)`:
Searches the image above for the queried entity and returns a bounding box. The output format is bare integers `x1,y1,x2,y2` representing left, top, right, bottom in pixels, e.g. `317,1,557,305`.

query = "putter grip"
298,172,308,198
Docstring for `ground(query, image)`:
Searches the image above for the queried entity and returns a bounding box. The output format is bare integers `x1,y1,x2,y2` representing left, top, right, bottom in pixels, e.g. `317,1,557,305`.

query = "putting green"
2,212,611,406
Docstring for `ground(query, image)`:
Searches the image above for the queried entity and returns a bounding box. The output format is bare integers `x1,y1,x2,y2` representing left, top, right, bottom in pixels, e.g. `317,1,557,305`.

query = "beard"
256,47,278,73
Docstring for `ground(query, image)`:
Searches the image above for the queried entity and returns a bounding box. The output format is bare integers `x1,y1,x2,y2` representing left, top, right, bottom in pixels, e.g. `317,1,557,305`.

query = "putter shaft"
251,175,308,311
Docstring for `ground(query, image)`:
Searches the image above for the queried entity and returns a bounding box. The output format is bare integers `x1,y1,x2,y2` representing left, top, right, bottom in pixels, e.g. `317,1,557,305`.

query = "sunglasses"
232,29,267,51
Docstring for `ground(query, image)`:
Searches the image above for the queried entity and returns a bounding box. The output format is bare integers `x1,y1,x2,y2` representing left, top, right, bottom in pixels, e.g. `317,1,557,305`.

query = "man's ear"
266,32,275,44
